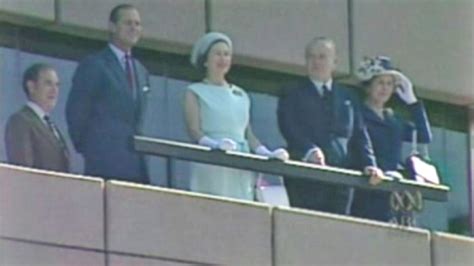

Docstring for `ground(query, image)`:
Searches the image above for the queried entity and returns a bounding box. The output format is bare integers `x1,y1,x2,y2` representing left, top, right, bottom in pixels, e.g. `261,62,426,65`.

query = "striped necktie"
43,115,66,151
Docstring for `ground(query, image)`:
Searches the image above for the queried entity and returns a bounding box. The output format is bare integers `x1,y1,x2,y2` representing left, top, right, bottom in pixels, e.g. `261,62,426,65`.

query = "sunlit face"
366,74,396,106
109,8,142,51
27,69,60,113
306,41,337,82
205,41,232,76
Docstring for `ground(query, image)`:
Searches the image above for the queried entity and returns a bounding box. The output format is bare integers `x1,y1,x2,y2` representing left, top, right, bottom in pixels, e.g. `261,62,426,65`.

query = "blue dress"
351,102,432,222
187,82,256,200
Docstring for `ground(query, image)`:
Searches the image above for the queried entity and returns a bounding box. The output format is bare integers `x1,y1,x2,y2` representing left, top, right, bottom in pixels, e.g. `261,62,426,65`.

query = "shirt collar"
310,78,333,96
27,101,48,123
108,43,130,68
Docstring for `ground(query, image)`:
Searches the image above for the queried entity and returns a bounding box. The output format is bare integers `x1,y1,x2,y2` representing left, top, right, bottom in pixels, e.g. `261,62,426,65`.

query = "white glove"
271,148,289,161
395,72,417,104
198,136,237,151
385,170,403,180
255,146,289,161
303,147,325,165
217,138,238,151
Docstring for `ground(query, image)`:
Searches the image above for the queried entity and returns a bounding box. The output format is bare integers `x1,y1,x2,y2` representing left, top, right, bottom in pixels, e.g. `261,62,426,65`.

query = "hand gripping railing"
134,136,449,203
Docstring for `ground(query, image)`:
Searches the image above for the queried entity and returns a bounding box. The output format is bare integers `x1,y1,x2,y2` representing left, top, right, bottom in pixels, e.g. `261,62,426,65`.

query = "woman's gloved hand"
198,136,237,151
256,146,289,161
395,72,417,104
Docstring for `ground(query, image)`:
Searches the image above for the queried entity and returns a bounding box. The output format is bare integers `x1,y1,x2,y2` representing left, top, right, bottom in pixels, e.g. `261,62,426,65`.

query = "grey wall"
2,0,473,104
2,164,473,265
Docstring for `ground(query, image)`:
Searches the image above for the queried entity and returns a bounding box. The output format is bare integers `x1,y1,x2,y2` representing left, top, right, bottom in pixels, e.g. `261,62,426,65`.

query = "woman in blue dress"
351,56,432,222
183,32,288,201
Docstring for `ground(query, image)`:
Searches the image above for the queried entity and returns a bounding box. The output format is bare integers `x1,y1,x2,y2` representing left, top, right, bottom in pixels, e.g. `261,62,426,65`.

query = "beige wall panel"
431,232,474,266
60,0,205,46
108,254,195,266
353,0,474,104
106,181,272,266
0,239,105,266
0,164,104,249
210,0,350,74
274,208,431,266
0,0,54,20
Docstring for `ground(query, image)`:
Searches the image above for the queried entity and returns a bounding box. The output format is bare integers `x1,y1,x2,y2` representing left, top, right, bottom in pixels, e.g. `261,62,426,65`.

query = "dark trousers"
351,190,391,222
285,177,351,215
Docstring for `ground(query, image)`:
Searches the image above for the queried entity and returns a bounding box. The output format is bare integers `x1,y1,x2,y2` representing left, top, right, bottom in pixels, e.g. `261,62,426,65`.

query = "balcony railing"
134,136,449,202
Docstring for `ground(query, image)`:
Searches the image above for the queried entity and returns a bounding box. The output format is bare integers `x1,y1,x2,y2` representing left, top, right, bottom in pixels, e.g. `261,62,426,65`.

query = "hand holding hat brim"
394,72,417,104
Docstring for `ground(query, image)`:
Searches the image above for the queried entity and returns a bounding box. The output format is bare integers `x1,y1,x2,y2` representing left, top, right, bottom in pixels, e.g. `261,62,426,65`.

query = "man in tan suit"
5,63,69,172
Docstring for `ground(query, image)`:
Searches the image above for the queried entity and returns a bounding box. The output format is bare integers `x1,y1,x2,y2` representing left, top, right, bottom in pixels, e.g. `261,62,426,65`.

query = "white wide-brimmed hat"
190,32,232,69
356,56,403,81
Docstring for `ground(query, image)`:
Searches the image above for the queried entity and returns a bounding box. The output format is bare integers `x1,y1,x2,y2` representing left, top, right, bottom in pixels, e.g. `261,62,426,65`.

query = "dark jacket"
361,102,432,171
277,78,376,169
66,46,150,183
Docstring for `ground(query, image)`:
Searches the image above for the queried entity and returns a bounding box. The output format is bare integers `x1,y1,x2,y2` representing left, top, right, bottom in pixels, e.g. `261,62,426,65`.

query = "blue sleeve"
402,101,432,144
348,94,377,168
66,58,101,153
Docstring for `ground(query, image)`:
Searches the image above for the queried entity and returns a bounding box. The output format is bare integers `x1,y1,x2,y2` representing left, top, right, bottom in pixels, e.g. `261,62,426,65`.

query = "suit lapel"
304,78,322,99
361,104,395,129
330,83,343,110
103,47,136,101
55,127,70,159
23,106,66,151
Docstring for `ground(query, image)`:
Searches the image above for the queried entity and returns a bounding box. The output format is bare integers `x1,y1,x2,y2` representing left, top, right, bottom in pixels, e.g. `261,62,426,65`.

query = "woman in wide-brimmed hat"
351,56,432,222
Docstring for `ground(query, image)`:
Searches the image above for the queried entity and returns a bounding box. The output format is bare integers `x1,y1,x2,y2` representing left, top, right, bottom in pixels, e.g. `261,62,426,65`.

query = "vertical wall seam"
103,181,109,266
347,0,355,75
205,0,212,32
468,107,474,236
270,207,276,266
429,232,435,266
54,0,61,25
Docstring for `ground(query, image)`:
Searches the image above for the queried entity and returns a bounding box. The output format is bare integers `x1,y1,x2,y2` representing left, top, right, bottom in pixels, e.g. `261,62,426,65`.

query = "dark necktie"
124,53,136,95
322,84,330,99
44,115,66,149
321,84,333,116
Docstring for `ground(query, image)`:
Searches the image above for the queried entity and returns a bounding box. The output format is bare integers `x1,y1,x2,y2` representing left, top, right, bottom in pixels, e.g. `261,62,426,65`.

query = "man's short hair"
109,4,136,24
22,63,54,96
305,36,336,59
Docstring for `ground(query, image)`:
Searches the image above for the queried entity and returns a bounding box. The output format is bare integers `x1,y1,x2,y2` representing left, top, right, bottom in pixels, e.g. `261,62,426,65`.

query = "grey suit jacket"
5,106,70,172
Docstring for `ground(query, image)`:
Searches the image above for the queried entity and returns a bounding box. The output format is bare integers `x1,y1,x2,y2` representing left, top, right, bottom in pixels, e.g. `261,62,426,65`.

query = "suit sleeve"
402,101,433,144
348,96,377,168
66,58,101,153
5,116,34,167
277,91,317,158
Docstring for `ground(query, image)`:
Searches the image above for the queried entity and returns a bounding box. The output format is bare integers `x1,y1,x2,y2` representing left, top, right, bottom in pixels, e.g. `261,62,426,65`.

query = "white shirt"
27,101,48,126
27,101,61,139
310,78,333,97
108,43,130,70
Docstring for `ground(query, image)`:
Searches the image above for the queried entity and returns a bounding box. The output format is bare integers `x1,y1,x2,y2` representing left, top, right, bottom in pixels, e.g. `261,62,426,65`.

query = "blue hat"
356,56,403,81
190,32,233,69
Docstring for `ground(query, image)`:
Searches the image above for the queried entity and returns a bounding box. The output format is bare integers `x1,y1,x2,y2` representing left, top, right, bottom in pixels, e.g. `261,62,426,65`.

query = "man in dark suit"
277,37,383,215
66,4,150,184
5,63,69,172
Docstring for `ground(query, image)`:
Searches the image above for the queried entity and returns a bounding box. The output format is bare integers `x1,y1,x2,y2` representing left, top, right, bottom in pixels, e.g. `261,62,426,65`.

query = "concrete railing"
1,163,472,265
